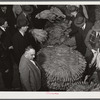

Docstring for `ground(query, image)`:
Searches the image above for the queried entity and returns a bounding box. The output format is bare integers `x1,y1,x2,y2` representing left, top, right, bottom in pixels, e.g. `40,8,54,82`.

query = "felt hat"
74,16,86,27
22,5,33,14
66,5,78,12
17,18,29,28
13,5,22,15
92,20,100,31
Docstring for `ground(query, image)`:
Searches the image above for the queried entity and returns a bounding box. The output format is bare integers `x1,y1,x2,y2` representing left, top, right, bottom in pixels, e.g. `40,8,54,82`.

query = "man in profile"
12,18,29,65
19,46,41,91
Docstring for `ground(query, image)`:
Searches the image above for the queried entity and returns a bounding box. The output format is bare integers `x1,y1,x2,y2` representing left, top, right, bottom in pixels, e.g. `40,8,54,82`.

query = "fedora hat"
13,5,22,15
92,20,100,31
17,18,29,28
22,5,33,14
66,5,78,12
74,16,86,27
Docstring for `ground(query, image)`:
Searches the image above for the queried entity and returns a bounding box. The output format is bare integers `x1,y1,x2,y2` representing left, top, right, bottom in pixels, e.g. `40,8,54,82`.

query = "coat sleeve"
85,29,93,50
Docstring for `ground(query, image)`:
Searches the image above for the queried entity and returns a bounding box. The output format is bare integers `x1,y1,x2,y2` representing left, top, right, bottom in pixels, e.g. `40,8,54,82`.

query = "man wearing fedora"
70,16,93,82
84,20,100,82
71,16,93,56
17,5,33,28
0,17,13,90
17,5,41,52
12,18,29,65
0,5,16,38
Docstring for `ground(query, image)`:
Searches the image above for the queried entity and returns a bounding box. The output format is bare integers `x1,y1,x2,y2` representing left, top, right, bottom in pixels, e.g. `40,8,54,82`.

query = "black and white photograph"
0,2,100,94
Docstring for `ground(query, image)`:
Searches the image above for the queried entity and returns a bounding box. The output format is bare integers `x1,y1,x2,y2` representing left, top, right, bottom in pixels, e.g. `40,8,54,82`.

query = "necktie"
27,15,31,22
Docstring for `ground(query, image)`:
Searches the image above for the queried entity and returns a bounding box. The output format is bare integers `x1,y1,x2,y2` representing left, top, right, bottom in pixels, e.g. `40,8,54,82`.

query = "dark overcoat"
12,31,29,65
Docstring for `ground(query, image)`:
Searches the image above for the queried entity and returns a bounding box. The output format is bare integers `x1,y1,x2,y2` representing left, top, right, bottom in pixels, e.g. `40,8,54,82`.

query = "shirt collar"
0,26,6,31
82,23,86,30
19,30,24,36
30,60,39,69
23,12,27,17
30,60,36,65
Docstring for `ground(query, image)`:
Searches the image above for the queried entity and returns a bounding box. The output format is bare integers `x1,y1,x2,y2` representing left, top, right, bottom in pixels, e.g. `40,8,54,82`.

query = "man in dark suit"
70,16,93,56
12,18,29,65
17,5,41,52
17,5,33,28
0,18,13,90
0,5,16,37
70,16,93,81
0,5,7,19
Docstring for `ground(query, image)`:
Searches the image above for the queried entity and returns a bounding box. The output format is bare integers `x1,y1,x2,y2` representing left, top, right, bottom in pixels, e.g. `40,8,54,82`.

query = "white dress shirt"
82,23,86,30
30,60,40,70
0,26,6,31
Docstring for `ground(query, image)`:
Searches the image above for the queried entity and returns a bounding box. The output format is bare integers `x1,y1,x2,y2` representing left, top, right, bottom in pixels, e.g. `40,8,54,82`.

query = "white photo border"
0,1,100,99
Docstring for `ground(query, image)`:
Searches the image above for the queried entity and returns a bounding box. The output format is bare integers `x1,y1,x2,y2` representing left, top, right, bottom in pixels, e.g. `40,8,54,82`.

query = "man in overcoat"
12,18,29,65
19,46,41,91
70,16,93,56
0,18,13,90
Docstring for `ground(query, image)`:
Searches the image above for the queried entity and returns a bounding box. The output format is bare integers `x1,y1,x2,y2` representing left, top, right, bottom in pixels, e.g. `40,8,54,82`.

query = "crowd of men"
0,5,48,90
0,5,99,91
